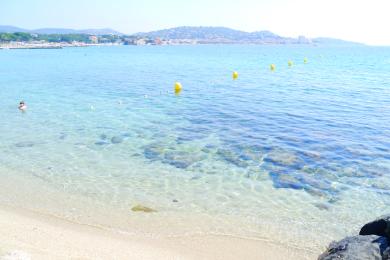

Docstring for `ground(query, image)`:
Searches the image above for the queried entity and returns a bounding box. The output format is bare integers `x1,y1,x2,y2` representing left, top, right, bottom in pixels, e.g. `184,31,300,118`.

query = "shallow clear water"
0,45,389,251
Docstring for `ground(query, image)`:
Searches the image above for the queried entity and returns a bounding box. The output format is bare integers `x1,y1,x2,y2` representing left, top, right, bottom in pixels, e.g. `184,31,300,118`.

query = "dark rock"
111,136,124,144
360,215,390,239
318,235,389,260
172,199,178,203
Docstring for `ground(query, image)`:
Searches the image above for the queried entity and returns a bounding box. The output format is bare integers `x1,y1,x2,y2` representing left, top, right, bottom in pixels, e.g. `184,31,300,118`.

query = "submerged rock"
95,141,109,146
318,235,389,260
301,166,338,182
217,148,249,168
313,202,330,211
298,174,333,192
269,167,337,200
143,143,165,160
270,172,303,190
14,141,35,148
163,150,204,169
131,205,157,213
265,149,298,166
111,136,124,144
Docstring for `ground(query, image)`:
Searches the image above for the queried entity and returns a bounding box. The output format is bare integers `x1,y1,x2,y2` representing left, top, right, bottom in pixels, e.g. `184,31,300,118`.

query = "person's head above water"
18,101,27,110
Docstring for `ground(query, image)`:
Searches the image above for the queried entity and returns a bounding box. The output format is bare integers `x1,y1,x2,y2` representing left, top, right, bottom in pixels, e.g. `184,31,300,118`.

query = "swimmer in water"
18,101,27,111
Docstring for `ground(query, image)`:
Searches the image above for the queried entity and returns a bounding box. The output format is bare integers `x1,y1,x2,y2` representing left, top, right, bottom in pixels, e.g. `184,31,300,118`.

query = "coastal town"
0,32,198,49
0,27,320,49
0,26,359,50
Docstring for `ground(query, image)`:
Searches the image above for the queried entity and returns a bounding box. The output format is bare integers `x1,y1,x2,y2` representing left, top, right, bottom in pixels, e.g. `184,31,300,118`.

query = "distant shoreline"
0,42,120,49
0,27,366,46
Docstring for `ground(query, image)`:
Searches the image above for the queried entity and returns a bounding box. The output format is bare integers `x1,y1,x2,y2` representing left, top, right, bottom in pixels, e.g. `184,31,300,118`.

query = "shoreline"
0,165,330,256
0,204,317,259
0,43,117,49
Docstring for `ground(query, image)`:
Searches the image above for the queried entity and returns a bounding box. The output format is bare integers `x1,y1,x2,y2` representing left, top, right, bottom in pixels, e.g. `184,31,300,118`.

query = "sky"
1,0,390,45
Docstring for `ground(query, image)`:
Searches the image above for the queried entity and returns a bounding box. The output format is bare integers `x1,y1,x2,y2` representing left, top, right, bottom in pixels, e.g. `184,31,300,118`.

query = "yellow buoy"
288,60,293,67
174,82,182,93
270,64,276,71
232,71,239,80
304,57,308,64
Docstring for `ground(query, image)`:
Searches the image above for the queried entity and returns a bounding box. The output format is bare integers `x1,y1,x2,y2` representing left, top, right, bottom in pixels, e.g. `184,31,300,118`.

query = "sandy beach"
0,204,317,260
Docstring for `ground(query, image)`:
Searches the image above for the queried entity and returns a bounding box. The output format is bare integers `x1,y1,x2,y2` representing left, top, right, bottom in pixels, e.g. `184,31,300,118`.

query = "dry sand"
0,204,318,260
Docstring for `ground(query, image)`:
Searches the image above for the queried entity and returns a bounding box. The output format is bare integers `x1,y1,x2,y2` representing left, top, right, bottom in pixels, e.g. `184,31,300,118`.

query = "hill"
134,26,293,44
0,25,29,33
134,26,367,45
312,37,364,46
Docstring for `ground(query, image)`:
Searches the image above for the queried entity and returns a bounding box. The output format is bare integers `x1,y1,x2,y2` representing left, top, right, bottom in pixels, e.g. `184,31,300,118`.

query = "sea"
0,45,389,253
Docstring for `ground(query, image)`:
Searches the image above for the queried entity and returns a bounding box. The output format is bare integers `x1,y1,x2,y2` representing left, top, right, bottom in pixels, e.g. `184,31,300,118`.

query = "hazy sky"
1,0,389,45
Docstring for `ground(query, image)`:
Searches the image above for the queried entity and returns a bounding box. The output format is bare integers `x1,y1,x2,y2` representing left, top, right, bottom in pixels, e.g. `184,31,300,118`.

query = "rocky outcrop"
319,215,390,259
318,235,389,259
360,215,390,239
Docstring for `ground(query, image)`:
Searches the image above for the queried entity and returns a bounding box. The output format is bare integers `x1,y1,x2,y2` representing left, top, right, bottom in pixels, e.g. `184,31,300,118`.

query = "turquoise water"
0,45,389,252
